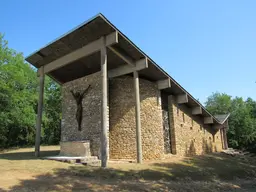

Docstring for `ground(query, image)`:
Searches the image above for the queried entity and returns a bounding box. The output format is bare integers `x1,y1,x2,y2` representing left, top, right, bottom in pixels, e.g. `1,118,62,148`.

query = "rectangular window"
182,113,185,122
177,107,179,116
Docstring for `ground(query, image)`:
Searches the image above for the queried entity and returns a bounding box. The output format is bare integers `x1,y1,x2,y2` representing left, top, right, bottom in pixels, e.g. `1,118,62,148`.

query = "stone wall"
61,72,102,157
168,95,223,156
109,76,164,160
60,71,223,159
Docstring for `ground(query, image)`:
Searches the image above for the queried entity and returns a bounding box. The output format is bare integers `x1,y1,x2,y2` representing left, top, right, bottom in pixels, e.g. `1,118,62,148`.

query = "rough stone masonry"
60,72,223,160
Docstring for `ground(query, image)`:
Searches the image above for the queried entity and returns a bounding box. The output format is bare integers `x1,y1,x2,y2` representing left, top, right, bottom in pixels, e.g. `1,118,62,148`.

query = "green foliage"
42,77,61,145
0,33,61,148
205,92,232,114
205,92,256,151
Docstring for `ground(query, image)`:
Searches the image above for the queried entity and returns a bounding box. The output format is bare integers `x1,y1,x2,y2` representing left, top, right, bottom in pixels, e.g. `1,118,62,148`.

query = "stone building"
26,14,229,167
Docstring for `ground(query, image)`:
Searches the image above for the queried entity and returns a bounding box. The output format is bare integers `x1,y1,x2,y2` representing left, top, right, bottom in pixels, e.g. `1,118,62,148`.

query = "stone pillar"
168,95,177,154
133,71,142,163
100,37,109,167
35,66,45,157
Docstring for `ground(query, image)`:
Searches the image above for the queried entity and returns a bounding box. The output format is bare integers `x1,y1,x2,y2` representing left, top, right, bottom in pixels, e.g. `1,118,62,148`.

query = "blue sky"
1,0,255,103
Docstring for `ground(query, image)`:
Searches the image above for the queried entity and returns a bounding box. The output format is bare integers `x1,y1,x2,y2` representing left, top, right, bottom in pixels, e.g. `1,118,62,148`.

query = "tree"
0,33,62,148
228,97,255,148
205,92,256,151
0,33,37,147
205,92,232,114
42,77,62,145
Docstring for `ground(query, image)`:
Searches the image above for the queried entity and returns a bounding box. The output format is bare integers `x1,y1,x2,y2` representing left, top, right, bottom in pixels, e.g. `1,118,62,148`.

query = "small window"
182,113,185,122
180,123,183,127
217,136,219,139
190,127,193,130
209,136,211,140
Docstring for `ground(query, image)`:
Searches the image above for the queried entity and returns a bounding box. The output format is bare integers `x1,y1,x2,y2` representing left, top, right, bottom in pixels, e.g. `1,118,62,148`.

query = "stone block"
60,140,91,157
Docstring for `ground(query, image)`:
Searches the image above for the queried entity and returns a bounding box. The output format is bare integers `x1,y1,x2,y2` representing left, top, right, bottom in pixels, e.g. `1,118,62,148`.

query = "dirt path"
0,146,255,191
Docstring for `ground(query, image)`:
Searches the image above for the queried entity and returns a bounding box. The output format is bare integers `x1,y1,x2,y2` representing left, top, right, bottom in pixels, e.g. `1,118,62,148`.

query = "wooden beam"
204,117,214,124
35,66,45,157
100,37,109,168
108,46,135,66
108,58,148,78
177,94,188,104
157,78,171,89
134,71,142,163
192,106,202,115
44,31,118,74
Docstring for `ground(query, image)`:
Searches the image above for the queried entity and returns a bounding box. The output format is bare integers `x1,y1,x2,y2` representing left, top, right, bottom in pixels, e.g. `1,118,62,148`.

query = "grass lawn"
0,146,255,192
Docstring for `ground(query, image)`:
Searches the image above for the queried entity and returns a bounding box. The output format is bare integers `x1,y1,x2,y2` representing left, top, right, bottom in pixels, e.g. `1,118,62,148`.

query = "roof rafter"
177,94,188,104
108,58,148,78
157,79,171,90
108,46,135,66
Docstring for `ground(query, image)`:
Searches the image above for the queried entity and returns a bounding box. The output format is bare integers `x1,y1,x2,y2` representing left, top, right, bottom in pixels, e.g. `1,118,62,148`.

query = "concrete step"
81,159,101,166
43,155,99,165
81,156,99,161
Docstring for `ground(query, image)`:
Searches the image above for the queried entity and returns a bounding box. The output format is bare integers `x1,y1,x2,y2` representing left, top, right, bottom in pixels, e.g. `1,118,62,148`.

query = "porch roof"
25,13,227,125
214,114,230,124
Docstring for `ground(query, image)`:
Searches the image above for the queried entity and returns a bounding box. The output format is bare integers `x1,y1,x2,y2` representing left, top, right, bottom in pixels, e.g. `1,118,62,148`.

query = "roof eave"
25,13,104,61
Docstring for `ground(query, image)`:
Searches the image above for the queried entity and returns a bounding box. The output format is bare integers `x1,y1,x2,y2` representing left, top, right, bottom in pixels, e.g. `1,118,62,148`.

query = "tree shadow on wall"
184,138,220,158
202,138,213,154
185,140,197,156
3,153,256,192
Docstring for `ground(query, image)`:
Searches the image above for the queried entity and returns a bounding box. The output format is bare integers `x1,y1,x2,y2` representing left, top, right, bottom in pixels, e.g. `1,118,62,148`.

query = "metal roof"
25,13,228,125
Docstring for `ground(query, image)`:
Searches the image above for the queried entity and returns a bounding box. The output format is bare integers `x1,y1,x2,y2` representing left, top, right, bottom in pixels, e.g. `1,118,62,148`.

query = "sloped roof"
214,114,230,124
25,13,229,125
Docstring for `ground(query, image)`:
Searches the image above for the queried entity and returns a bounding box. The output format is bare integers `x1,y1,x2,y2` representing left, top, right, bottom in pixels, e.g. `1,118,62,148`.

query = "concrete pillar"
100,37,108,167
35,67,45,157
168,95,177,154
133,71,142,163
223,128,228,149
220,128,225,149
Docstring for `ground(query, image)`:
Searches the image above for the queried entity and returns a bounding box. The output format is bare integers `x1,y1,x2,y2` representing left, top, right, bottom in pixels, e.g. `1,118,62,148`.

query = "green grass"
0,146,255,191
